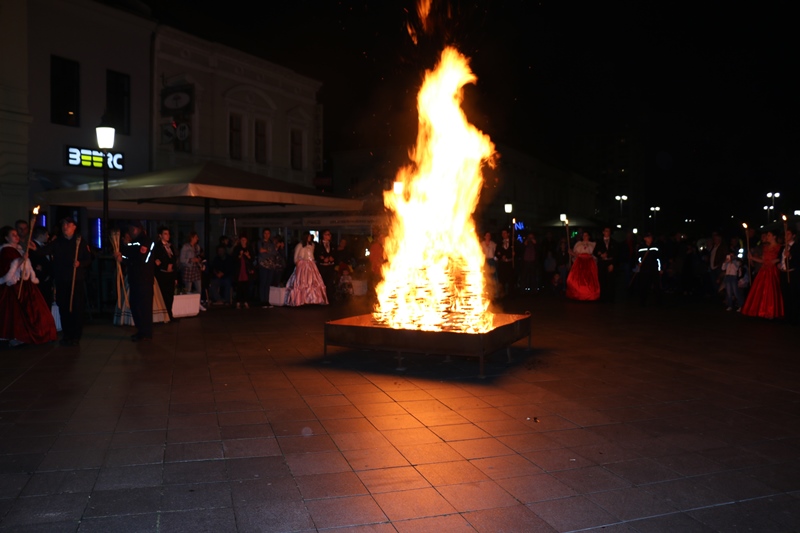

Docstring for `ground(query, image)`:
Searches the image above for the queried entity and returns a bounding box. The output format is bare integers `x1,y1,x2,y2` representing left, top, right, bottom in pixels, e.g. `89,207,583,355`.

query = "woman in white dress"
285,232,329,306
566,231,600,301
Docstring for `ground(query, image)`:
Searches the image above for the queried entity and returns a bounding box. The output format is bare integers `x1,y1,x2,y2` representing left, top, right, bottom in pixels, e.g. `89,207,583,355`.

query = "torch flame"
33,205,40,215
374,47,495,333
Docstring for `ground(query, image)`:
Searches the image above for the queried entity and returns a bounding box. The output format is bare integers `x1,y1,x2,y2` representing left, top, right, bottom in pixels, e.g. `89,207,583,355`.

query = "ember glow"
373,46,496,333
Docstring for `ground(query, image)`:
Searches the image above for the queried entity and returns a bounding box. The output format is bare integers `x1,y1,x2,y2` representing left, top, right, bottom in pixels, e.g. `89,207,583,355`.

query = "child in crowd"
722,253,744,311
337,268,354,300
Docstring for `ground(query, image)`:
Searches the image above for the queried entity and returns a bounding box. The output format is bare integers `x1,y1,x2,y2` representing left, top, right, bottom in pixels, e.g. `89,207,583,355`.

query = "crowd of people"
479,224,799,325
0,219,381,347
3,217,797,348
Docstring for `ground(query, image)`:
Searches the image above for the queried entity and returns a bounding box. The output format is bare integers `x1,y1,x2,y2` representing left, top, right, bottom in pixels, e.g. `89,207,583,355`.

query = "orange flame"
417,0,431,32
374,47,495,333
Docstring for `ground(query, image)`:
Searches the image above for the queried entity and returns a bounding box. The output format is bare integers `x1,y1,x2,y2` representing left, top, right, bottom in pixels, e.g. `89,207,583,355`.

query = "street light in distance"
615,194,628,214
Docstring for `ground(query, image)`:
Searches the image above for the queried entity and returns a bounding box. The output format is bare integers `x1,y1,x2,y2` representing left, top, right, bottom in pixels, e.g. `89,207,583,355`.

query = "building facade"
1,0,154,225
1,0,326,231
153,26,323,188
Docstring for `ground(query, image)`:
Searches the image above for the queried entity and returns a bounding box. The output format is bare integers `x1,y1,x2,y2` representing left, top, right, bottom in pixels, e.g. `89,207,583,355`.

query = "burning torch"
18,206,40,298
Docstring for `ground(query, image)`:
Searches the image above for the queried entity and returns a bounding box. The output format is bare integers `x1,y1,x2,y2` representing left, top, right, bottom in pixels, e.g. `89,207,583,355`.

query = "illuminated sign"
66,147,124,170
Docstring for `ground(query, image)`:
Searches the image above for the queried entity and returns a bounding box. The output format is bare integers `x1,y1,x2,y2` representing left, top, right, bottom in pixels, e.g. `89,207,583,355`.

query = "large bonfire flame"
373,46,496,333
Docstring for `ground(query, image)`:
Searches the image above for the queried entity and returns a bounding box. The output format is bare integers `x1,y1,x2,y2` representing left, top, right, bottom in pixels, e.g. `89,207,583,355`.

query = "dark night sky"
135,0,798,229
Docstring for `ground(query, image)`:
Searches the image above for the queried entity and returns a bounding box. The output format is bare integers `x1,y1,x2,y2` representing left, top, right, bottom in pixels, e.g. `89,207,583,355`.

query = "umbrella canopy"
38,161,363,216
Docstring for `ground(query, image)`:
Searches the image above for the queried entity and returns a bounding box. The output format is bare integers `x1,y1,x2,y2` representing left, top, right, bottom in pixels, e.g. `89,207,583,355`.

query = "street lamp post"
615,194,628,214
96,117,115,251
649,206,661,233
766,192,780,222
764,205,771,224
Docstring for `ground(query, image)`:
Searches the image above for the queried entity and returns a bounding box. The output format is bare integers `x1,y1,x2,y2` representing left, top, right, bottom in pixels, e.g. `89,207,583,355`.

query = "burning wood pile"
373,47,496,334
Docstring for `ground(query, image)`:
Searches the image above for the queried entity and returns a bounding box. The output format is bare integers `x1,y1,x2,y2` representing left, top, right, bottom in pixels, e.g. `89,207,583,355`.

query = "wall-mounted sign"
161,85,194,116
66,147,124,170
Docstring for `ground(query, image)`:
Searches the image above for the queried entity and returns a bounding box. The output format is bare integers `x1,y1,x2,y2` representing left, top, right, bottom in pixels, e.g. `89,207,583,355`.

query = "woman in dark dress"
231,234,254,309
0,226,57,346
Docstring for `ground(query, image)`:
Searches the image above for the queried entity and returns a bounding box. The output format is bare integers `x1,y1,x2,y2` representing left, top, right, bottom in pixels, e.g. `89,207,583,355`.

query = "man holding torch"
36,217,93,346
781,225,799,326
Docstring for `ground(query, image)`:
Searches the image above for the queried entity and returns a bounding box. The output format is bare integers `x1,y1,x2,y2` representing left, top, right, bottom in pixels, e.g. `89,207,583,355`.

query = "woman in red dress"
741,230,784,319
0,226,57,345
566,231,601,301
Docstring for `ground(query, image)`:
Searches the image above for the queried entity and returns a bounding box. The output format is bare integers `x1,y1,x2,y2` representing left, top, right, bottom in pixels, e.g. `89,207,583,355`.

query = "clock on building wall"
160,85,194,116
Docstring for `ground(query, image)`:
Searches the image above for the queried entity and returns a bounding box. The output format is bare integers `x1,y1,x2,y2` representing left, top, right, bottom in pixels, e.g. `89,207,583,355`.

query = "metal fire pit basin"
324,313,531,377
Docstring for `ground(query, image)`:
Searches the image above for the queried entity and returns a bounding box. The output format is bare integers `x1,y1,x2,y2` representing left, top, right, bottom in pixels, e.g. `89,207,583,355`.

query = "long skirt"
114,278,170,325
566,254,600,301
741,263,784,319
285,260,328,306
0,281,57,344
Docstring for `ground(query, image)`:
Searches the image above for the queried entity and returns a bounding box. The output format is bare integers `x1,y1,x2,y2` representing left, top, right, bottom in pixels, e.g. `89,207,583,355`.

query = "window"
290,128,303,171
229,113,242,160
50,56,80,127
106,70,131,135
255,119,268,164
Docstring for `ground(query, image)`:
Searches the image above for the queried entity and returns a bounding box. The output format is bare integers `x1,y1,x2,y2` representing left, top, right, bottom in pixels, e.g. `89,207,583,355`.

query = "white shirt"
573,241,596,255
481,240,496,260
294,242,315,263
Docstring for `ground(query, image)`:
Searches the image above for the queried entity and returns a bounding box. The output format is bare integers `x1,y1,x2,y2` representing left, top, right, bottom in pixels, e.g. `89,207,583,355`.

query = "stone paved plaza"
1,292,799,532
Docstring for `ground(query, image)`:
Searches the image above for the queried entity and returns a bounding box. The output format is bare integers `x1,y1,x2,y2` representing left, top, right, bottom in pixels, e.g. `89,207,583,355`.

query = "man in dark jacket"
316,229,336,301
781,227,799,325
594,226,619,302
153,226,178,321
40,217,92,346
209,245,235,304
637,232,662,306
116,222,154,341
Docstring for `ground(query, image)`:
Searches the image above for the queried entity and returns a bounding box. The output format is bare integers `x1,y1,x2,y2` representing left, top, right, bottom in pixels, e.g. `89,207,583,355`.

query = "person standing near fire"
36,217,92,346
316,229,336,302
780,227,799,325
636,232,663,306
368,229,386,299
257,228,277,308
115,222,155,341
285,231,328,306
153,226,177,321
495,229,514,298
594,226,619,302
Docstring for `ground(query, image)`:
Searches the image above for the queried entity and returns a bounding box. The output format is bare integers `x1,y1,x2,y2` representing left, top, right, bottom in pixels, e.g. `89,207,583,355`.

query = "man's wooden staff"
110,230,129,309
69,236,81,312
743,223,752,280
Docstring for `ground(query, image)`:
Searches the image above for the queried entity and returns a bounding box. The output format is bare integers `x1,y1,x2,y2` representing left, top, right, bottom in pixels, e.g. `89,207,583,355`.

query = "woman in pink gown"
0,226,57,345
566,231,600,301
285,232,328,306
741,231,784,319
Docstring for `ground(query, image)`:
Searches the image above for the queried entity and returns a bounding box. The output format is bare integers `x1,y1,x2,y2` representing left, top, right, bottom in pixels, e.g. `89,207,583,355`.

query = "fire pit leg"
395,351,406,372
479,356,485,379
506,346,512,364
